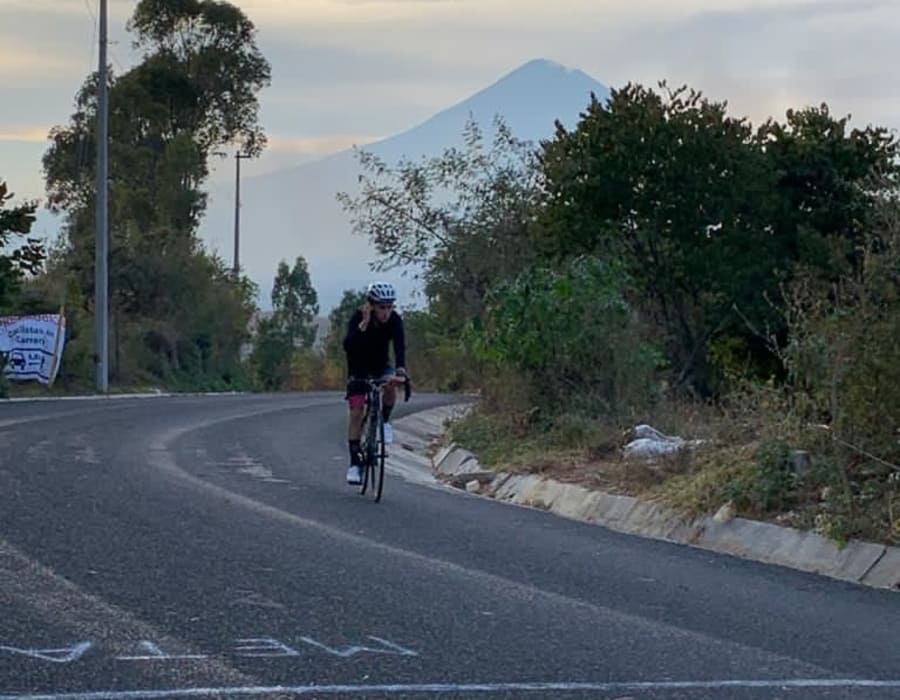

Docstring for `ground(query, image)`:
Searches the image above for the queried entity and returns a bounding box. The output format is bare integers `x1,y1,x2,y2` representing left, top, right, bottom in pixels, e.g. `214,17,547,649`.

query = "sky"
2,0,899,299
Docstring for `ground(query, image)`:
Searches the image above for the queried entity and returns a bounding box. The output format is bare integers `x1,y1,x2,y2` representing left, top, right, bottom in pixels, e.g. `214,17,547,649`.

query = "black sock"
349,439,361,464
382,404,394,423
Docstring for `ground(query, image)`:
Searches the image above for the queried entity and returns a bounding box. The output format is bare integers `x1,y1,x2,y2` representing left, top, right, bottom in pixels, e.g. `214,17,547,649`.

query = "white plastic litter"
623,424,703,459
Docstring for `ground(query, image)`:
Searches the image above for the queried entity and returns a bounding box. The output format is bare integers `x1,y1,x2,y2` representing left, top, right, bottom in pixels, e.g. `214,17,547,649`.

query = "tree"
271,256,320,349
44,0,271,226
324,288,366,362
251,256,319,390
42,0,272,280
250,316,292,391
536,83,781,394
128,0,271,156
0,180,45,311
469,256,661,417
37,0,271,389
758,104,900,280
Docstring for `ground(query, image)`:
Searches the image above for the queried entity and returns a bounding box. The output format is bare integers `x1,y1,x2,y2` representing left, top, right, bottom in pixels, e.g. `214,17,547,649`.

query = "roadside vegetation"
338,88,900,547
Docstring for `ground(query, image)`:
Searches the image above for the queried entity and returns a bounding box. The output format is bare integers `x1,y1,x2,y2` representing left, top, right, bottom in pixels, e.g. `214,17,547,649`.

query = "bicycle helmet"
367,281,397,304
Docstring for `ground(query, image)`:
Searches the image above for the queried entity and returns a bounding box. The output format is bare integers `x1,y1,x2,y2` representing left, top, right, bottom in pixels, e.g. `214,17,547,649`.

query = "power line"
82,0,98,74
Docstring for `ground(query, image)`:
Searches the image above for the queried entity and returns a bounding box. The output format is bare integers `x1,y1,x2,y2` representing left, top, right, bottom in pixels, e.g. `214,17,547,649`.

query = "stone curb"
386,402,475,488
861,547,900,589
397,405,900,593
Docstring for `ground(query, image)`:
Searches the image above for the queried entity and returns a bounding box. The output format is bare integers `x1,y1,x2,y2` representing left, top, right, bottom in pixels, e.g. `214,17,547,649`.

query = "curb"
387,402,475,488
412,406,900,593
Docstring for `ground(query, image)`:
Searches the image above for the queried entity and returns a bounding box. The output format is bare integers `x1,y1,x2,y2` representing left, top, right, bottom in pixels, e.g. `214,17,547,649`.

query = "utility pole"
233,151,252,277
94,0,109,393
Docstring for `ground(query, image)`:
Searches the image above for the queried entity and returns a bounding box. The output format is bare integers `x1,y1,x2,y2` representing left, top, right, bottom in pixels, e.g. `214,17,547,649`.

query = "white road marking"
0,642,92,663
297,635,419,658
115,642,208,661
233,638,301,658
3,678,900,699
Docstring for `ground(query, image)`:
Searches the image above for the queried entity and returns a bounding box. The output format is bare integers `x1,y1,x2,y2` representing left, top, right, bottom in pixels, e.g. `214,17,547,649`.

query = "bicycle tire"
360,396,379,497
372,413,385,502
359,405,374,496
359,437,370,496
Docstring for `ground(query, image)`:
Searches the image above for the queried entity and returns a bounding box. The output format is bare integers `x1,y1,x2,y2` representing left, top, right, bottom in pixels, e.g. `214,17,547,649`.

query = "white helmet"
367,281,397,304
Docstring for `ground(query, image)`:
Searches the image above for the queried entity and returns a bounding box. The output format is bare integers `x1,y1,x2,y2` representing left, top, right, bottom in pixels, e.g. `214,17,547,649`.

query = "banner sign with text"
0,313,67,385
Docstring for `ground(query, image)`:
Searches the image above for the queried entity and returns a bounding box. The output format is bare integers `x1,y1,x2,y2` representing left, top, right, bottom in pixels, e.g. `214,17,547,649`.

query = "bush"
467,255,663,420
724,440,797,515
777,218,900,543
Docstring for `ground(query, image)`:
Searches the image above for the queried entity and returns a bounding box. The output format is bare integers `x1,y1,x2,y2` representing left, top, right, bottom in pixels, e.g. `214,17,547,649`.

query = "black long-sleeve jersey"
342,309,406,377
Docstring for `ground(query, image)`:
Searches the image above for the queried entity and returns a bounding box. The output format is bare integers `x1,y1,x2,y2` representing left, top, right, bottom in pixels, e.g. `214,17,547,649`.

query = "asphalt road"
0,392,898,700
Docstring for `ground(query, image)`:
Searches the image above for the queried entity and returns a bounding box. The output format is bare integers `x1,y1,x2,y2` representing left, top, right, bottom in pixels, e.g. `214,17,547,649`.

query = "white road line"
1,391,247,403
3,679,900,699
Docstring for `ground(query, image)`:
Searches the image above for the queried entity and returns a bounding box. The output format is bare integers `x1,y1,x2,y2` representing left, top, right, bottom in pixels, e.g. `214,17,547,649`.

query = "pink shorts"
346,370,394,409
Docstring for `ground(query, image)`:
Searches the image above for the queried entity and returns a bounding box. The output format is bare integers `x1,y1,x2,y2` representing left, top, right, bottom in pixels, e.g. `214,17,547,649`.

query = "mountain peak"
367,58,610,163
463,58,607,111
503,57,587,79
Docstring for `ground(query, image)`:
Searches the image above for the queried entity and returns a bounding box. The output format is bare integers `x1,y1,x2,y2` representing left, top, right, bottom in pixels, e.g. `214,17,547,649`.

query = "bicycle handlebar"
364,374,412,402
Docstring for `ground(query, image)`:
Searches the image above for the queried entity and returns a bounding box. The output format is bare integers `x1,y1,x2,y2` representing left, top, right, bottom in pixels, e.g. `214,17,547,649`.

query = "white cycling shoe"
346,464,363,485
383,423,393,444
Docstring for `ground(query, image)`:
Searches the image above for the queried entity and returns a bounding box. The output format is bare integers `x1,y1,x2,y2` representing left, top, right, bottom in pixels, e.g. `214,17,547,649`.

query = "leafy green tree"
469,256,661,417
251,256,319,390
758,104,900,280
536,84,900,395
324,288,366,363
271,256,320,349
537,83,782,394
0,180,47,397
37,0,270,389
128,0,271,156
0,180,45,311
44,0,271,229
250,316,291,391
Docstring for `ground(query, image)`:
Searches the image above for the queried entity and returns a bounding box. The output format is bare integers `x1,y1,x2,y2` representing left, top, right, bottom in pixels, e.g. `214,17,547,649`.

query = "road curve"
1,392,898,699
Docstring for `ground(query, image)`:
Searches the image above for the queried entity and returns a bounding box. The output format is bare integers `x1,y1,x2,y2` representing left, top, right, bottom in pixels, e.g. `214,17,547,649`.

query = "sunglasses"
374,303,394,311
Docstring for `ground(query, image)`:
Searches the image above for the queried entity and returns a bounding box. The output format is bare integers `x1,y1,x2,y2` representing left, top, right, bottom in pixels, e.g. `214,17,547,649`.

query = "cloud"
206,131,381,186
2,0,85,13
261,39,455,87
684,0,894,27
0,0,133,16
0,2,135,85
265,133,379,154
0,44,76,82
588,0,900,129
233,0,464,26
0,126,51,144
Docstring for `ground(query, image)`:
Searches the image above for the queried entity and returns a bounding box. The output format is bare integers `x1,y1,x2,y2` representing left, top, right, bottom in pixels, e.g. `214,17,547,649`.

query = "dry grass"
448,385,899,546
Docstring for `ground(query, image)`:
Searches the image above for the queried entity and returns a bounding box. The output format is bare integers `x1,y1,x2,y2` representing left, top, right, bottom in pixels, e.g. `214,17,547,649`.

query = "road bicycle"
359,374,411,502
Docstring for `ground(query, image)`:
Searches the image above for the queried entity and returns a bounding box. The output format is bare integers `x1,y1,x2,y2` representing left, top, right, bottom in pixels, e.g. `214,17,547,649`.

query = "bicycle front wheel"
360,408,381,499
371,415,385,502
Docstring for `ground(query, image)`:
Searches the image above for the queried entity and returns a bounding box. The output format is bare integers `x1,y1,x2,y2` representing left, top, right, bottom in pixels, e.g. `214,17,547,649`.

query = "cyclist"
342,281,408,485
